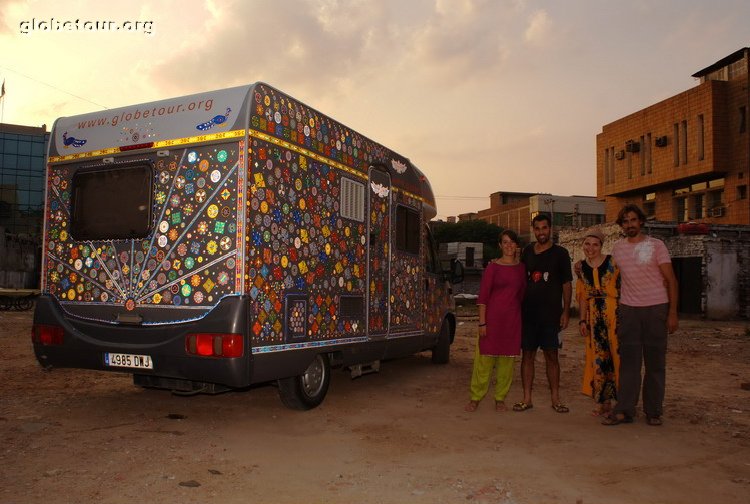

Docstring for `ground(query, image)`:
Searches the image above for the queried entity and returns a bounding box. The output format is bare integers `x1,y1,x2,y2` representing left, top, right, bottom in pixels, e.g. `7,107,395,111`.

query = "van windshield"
70,163,152,241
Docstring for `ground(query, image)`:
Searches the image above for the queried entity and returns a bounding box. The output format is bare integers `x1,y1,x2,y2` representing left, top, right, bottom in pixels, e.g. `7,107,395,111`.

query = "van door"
367,167,391,337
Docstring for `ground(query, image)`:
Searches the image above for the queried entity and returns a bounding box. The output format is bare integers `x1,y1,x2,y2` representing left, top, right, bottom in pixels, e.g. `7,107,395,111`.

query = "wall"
0,227,39,289
560,223,750,319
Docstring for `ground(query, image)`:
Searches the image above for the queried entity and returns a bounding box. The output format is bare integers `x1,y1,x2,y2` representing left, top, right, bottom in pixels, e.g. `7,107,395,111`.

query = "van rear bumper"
32,295,252,389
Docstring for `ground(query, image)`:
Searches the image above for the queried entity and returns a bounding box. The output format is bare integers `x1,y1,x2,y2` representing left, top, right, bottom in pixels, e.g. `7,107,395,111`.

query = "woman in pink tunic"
465,230,526,412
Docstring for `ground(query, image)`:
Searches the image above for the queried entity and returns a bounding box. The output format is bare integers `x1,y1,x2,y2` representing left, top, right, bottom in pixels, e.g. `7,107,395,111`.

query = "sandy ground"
1,308,749,504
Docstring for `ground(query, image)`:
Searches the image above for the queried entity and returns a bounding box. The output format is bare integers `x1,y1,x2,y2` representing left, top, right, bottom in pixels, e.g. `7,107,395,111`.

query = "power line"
435,195,487,200
0,65,109,110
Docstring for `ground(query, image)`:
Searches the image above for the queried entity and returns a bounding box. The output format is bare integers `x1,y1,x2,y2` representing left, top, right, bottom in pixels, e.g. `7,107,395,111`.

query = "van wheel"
431,320,451,364
278,354,331,410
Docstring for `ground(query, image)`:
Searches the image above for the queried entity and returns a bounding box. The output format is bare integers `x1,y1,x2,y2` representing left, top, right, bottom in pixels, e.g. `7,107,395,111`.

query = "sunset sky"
1,0,748,219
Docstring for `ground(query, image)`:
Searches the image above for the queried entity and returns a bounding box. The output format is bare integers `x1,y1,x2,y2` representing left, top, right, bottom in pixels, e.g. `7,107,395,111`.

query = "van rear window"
70,164,152,241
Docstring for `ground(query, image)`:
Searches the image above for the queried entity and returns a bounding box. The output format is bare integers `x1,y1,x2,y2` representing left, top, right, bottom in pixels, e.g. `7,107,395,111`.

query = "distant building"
473,191,605,244
439,241,484,296
0,123,49,289
0,123,49,237
597,47,749,224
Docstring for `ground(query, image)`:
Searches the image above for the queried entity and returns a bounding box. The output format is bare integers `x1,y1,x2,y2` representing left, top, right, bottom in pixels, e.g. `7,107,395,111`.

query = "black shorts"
522,320,561,351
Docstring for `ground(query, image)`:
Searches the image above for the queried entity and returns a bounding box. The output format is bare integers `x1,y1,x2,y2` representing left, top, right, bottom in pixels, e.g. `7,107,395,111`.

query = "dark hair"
532,213,551,226
499,229,519,245
616,204,647,226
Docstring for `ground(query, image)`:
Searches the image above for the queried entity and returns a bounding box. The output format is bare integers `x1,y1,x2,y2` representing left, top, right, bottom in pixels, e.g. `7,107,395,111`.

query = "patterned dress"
577,255,620,404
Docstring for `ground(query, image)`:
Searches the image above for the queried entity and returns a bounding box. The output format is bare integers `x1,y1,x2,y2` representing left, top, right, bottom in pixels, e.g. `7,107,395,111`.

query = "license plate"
104,352,153,369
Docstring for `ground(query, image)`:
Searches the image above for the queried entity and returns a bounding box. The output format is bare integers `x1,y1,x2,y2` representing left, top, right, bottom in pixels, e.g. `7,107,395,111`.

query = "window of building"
674,197,688,222
708,189,723,208
604,148,610,184
643,192,656,219
697,114,704,160
646,132,653,174
0,130,48,236
737,185,747,201
691,181,708,192
681,120,688,165
395,205,420,254
673,123,680,167
639,135,646,176
691,194,705,219
465,247,475,267
578,214,604,227
740,106,747,134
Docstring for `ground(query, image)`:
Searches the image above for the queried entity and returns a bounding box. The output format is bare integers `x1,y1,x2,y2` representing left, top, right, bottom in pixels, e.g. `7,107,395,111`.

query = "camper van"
32,83,461,409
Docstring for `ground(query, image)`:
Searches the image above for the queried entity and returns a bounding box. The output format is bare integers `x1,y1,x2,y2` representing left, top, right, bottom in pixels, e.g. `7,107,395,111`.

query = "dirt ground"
1,308,749,504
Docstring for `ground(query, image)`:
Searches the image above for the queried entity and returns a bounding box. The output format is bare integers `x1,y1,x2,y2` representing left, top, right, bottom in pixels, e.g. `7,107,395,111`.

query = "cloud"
147,0,394,100
524,8,551,46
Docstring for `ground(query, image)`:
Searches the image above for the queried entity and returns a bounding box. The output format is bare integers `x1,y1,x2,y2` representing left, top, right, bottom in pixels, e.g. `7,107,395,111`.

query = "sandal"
464,400,479,412
601,413,633,426
646,415,663,426
495,401,507,412
512,401,533,412
552,403,570,413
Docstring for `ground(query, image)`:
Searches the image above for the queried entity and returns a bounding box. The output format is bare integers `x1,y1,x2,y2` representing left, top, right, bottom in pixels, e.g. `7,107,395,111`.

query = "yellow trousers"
469,345,516,402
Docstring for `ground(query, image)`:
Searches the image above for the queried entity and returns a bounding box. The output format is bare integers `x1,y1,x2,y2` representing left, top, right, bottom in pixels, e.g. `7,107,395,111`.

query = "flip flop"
601,413,633,426
646,415,663,426
495,401,507,412
512,401,533,412
552,403,570,413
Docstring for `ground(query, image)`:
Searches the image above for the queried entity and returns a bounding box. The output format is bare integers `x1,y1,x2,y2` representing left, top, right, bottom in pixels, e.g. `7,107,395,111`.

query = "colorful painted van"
32,83,461,409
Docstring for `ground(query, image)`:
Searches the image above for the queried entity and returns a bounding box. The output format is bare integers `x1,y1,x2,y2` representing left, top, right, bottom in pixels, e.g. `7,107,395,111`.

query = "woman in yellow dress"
577,228,620,416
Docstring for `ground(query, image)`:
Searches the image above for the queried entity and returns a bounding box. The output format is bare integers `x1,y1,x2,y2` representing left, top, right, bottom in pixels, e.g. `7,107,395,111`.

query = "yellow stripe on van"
249,130,369,182
48,129,247,163
248,130,428,204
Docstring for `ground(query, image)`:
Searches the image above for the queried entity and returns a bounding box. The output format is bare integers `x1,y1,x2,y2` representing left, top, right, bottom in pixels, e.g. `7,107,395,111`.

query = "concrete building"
472,191,605,244
597,47,749,225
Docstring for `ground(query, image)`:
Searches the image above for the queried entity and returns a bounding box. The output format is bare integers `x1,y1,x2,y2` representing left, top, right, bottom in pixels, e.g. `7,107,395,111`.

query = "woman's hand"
578,319,589,337
478,324,487,339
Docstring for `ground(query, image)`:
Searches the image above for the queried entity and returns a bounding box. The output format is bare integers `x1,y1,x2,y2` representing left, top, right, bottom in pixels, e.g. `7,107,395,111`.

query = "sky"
0,0,748,219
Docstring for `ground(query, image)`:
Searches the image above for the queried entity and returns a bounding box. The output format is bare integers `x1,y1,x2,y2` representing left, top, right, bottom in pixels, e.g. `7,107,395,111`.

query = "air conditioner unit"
655,136,668,147
708,207,725,217
625,140,640,153
614,150,625,160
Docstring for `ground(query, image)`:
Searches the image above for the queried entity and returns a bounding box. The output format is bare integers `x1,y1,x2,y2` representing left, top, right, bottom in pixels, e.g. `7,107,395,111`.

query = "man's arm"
659,262,679,333
560,281,572,330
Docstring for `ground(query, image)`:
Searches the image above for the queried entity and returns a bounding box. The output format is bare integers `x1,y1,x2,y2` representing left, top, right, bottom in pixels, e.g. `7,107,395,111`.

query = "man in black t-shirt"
513,213,572,413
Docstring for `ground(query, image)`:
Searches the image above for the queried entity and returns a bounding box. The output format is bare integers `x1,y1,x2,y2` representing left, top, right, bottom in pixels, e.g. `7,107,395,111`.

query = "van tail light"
32,324,65,346
186,333,243,358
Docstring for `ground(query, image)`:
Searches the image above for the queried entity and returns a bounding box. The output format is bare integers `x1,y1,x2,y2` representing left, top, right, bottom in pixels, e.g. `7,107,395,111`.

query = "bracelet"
478,323,486,327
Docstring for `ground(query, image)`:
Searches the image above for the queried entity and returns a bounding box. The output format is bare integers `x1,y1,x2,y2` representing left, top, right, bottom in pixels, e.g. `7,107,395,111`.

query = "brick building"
597,47,749,224
466,191,604,244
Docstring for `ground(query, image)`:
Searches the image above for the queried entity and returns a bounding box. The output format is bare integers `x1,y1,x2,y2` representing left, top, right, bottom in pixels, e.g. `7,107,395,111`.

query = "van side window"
340,177,365,222
425,224,440,274
70,163,152,241
395,205,420,254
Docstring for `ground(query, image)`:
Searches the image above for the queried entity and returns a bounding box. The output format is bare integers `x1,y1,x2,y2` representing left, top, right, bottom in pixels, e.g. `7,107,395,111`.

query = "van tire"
278,354,331,410
431,320,451,364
